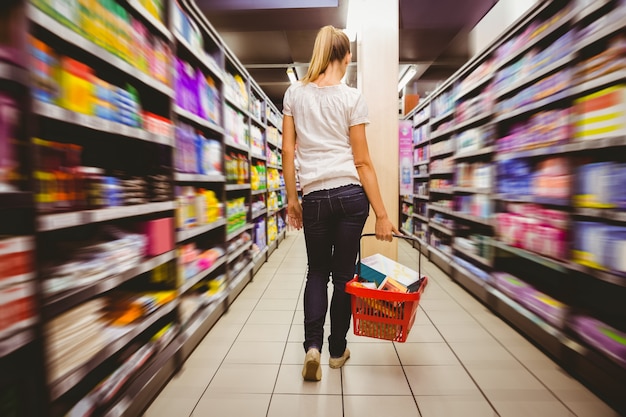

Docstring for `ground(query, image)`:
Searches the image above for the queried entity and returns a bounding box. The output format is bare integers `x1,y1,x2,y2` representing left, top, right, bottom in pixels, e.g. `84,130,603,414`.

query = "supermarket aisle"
144,230,618,417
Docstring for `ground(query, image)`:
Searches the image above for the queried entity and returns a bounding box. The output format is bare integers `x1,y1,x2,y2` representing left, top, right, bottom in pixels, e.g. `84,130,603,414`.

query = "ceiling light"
398,65,417,92
287,67,297,84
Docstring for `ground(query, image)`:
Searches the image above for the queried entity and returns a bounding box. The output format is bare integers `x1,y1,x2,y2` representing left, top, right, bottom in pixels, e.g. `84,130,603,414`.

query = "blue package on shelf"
453,256,490,282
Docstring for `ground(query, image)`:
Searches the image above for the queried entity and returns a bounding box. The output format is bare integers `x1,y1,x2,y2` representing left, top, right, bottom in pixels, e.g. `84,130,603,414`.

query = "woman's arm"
350,123,398,241
282,115,302,229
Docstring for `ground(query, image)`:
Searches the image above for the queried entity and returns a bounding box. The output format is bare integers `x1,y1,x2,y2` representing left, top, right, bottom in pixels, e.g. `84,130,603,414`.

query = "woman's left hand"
375,216,398,242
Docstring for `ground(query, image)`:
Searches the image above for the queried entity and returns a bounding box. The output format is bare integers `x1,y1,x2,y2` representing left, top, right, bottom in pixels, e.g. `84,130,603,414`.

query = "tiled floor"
144,231,619,417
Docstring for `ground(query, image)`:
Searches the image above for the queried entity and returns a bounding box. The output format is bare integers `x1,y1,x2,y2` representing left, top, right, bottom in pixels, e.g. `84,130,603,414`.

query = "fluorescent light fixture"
287,67,297,84
398,65,417,92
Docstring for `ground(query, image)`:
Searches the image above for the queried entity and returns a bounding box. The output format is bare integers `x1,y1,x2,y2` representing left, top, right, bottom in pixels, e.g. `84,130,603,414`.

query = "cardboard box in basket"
358,253,423,292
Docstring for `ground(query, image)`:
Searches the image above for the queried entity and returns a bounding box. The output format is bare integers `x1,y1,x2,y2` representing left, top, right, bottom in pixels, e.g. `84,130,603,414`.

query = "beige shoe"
329,348,350,369
302,348,321,381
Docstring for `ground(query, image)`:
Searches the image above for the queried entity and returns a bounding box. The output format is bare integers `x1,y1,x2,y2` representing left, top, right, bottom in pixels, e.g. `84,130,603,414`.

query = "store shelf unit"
401,0,626,413
1,0,287,415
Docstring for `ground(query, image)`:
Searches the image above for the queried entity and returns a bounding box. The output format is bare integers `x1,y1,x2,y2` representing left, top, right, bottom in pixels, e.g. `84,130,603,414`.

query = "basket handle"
357,233,422,280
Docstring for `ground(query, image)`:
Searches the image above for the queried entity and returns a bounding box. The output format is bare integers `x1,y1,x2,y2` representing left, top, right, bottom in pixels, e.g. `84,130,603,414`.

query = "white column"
355,0,400,260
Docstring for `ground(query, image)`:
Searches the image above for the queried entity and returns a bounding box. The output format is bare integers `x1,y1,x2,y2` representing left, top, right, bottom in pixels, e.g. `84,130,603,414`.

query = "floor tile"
191,393,271,417
224,341,286,364
434,323,495,343
342,365,412,396
282,342,330,365
448,341,517,366
344,395,420,417
236,323,291,342
205,363,279,394
246,309,295,325
394,342,459,366
401,324,445,343
404,365,481,396
416,395,497,417
274,364,342,395
491,400,575,417
255,298,299,311
342,342,401,366
267,394,343,417
144,397,197,417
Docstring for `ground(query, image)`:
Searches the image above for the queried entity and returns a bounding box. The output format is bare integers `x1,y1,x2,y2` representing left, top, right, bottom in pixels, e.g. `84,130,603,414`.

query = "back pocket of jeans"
302,198,321,224
338,192,369,217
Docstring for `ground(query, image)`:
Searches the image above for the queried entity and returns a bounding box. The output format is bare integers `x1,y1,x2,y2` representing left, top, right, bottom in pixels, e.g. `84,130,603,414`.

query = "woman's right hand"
287,201,303,230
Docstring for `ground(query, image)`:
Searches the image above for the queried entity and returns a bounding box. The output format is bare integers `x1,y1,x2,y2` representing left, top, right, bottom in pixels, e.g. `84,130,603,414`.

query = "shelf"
225,223,252,241
494,194,570,207
176,219,226,243
43,250,176,319
38,201,175,232
0,62,29,85
268,186,285,192
429,222,454,236
223,137,250,153
251,208,267,220
495,136,626,161
430,169,455,176
402,197,413,204
173,105,224,135
573,0,612,23
453,244,492,268
430,188,454,195
457,74,493,100
0,272,36,291
495,53,574,99
413,116,430,128
34,101,174,146
449,211,494,227
267,163,282,170
267,207,285,216
251,189,267,196
430,149,455,159
414,159,430,165
249,113,265,128
267,138,282,149
454,145,495,160
0,192,33,209
49,299,179,402
570,70,626,97
429,246,453,274
414,194,430,201
250,152,267,161
174,172,226,183
493,240,569,273
413,140,430,148
429,127,456,141
267,239,278,258
225,183,251,192
568,262,626,288
229,262,254,304
493,87,572,123
173,32,223,82
429,108,454,126
413,174,429,180
453,187,492,194
574,207,626,223
179,257,227,295
428,204,453,215
454,111,492,132
225,94,251,117
227,241,252,263
0,327,36,358
495,6,577,71
575,15,626,53
126,0,172,41
412,213,429,223
451,261,490,304
30,5,173,97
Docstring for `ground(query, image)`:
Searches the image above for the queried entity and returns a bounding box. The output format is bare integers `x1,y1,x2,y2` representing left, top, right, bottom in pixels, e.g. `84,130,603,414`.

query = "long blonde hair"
302,26,350,84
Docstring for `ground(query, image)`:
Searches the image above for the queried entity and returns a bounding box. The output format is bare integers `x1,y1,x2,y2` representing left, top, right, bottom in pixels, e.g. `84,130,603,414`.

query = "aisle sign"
399,120,413,195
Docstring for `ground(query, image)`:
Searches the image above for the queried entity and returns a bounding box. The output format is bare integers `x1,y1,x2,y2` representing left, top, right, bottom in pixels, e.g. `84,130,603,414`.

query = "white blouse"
283,81,370,195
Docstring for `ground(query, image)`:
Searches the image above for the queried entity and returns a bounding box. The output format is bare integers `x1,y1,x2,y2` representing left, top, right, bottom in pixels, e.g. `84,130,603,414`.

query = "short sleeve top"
283,81,369,195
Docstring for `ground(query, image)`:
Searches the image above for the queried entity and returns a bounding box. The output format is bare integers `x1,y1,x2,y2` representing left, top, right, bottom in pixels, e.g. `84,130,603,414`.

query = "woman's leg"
327,186,369,358
301,192,333,353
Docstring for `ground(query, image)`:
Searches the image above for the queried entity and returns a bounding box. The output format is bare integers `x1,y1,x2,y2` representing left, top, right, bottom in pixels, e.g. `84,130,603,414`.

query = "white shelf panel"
126,0,172,41
34,101,174,146
173,105,225,134
176,219,227,243
174,172,226,183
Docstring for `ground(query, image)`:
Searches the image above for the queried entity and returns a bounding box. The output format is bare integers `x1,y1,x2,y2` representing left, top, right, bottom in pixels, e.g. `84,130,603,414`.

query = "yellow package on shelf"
574,84,626,140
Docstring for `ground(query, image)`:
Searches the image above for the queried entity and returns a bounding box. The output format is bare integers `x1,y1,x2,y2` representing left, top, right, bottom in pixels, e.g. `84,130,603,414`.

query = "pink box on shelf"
140,218,174,257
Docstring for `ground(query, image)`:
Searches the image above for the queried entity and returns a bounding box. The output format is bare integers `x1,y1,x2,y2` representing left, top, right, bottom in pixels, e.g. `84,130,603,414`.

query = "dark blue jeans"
301,184,369,357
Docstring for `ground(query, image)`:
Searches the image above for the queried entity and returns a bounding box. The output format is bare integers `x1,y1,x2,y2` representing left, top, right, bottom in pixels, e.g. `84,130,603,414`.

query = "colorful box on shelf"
574,85,626,140
572,221,626,273
570,315,626,367
140,217,173,257
0,236,34,284
575,161,626,209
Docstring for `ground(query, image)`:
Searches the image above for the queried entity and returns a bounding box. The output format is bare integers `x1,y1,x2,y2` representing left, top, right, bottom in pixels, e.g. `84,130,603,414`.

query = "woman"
282,25,398,381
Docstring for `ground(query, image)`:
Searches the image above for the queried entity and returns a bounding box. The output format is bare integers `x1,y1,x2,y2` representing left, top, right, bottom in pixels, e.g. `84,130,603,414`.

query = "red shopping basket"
346,233,428,342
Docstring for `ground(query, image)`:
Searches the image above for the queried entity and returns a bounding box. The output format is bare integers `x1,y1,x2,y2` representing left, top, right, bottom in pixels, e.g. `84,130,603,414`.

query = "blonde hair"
302,26,350,84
